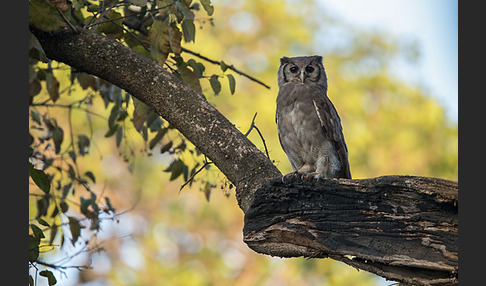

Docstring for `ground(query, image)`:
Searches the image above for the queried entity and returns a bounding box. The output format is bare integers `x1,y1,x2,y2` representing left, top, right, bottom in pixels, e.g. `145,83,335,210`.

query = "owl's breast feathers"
276,83,351,179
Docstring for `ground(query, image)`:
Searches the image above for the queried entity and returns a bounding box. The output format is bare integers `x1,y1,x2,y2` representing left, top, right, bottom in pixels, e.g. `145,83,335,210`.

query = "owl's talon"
314,173,324,182
281,171,298,183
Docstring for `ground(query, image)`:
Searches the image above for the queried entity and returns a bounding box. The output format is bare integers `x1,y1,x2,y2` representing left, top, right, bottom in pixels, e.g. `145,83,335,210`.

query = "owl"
276,55,351,180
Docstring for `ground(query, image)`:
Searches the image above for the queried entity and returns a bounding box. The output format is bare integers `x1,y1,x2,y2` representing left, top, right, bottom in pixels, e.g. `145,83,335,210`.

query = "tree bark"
244,175,458,286
30,27,458,286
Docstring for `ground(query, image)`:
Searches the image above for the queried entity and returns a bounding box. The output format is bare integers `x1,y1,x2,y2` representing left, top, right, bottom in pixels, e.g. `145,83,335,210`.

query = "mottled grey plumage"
276,55,351,179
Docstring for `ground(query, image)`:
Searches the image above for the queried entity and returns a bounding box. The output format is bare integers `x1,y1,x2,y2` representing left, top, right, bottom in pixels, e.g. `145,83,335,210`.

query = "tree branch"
244,175,458,286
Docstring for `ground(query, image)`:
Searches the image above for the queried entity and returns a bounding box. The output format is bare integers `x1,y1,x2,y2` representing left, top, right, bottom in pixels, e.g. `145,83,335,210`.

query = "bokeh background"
29,0,458,285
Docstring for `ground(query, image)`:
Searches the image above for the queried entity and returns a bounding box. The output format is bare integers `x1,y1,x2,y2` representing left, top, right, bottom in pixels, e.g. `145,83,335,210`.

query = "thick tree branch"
244,175,458,286
30,27,281,212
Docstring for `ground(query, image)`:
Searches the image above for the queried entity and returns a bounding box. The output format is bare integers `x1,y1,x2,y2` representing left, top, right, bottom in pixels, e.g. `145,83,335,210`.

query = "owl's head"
277,55,327,89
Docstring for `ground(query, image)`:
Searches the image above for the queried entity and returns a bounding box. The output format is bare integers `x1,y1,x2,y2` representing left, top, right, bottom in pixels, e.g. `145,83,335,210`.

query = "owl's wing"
311,91,352,179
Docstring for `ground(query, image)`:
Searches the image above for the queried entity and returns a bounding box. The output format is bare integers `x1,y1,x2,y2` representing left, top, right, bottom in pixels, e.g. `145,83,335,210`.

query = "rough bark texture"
31,27,458,286
30,27,281,212
244,175,458,286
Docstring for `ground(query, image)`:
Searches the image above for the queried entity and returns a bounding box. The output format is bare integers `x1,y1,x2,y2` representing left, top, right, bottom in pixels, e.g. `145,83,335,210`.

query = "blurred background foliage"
29,0,457,285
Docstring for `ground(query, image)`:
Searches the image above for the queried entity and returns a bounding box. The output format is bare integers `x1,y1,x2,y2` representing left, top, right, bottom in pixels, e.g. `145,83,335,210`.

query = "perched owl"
276,55,351,180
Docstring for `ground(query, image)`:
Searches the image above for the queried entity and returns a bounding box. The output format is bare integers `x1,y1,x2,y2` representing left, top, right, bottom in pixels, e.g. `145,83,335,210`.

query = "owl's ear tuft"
280,57,290,64
312,55,323,63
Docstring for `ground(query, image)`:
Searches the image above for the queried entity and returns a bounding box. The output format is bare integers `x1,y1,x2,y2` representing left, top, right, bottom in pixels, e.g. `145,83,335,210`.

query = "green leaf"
46,72,60,103
31,110,42,125
200,0,214,16
177,60,203,94
149,128,168,149
227,74,236,95
160,141,173,153
77,134,90,155
150,19,171,64
169,159,185,181
52,126,64,154
30,224,45,241
175,1,195,20
36,217,50,227
209,75,221,95
168,23,182,56
29,163,51,194
48,224,58,245
29,0,65,31
97,10,124,38
220,60,228,72
84,171,96,183
108,101,121,129
76,73,98,91
116,127,123,148
68,216,81,246
39,270,57,285
29,32,49,63
132,98,149,132
128,0,148,6
181,20,196,43
187,59,205,78
104,124,119,138
29,235,40,261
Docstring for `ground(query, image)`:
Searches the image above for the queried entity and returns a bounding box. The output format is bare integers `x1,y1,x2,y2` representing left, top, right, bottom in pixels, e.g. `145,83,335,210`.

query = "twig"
57,8,78,33
179,158,213,193
181,47,271,90
244,113,271,159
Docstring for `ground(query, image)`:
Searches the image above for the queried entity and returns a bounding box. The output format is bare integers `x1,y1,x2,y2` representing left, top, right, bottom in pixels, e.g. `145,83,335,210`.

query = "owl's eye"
305,66,314,73
289,66,299,73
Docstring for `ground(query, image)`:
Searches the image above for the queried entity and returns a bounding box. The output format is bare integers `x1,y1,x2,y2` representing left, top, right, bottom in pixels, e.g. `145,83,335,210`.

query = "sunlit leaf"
181,20,196,43
200,0,214,16
150,19,171,64
168,24,182,56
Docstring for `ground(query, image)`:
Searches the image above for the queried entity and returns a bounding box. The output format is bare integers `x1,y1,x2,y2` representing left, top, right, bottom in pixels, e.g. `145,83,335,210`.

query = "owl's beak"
300,70,305,82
